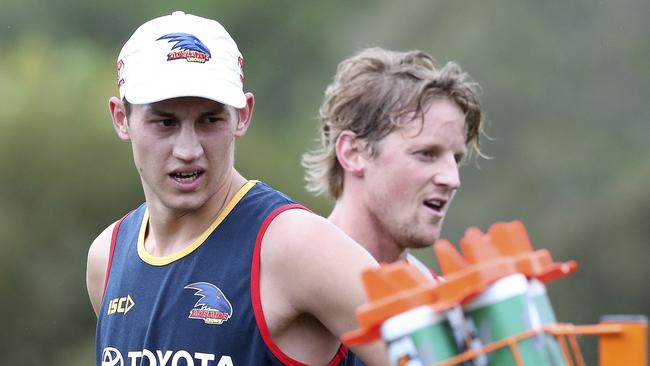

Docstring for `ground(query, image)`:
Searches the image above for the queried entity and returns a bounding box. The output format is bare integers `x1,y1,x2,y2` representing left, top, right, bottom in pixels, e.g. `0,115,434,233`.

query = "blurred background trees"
1,0,647,364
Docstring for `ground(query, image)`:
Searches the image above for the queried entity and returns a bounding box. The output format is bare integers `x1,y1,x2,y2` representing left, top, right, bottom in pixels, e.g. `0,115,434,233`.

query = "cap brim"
123,74,246,108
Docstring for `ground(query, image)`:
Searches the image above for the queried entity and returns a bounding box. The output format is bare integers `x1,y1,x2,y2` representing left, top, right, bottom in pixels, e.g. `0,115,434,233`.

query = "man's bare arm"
86,222,116,316
262,209,389,365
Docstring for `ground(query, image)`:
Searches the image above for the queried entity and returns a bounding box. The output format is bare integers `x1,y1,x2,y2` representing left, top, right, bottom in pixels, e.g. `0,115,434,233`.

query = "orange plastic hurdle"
342,221,648,366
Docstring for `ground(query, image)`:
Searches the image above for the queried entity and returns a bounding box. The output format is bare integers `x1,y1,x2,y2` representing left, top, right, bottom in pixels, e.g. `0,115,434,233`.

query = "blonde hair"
302,47,484,198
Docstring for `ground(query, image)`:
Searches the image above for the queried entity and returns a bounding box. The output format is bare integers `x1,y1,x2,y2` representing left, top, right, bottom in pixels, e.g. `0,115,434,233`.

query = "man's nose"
433,155,461,190
173,125,204,162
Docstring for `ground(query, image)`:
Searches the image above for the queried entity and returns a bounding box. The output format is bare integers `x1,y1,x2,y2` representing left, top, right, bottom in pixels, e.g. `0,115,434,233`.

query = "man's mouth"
170,170,204,182
423,198,447,213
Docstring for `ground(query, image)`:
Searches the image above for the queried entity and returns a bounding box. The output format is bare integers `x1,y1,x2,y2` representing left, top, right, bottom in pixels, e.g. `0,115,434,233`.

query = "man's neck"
328,199,405,263
144,171,247,257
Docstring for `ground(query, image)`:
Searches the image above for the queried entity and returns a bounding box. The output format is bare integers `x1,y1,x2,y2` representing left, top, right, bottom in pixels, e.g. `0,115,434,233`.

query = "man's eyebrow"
414,142,443,151
200,108,228,117
147,107,175,117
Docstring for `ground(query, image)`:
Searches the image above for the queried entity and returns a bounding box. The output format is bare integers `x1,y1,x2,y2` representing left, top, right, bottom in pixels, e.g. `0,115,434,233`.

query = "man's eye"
418,150,435,159
158,119,175,127
206,117,224,123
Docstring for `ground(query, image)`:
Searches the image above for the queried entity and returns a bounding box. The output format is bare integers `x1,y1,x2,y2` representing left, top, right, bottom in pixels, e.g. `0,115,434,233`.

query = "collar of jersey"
137,180,258,266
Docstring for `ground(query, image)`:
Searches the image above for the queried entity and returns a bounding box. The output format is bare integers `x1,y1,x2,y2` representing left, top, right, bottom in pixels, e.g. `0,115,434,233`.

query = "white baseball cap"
116,11,246,108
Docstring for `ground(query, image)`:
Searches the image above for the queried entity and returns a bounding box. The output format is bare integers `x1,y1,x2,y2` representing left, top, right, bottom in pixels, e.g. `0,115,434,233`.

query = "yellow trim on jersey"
137,180,258,266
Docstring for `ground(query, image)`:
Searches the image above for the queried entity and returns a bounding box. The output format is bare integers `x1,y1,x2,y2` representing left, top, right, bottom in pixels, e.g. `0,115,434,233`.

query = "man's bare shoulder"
86,222,117,316
262,208,377,275
259,208,387,364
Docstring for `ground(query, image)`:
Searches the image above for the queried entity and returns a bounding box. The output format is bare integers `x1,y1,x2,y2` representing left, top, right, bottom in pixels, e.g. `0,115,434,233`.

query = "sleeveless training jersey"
96,181,356,366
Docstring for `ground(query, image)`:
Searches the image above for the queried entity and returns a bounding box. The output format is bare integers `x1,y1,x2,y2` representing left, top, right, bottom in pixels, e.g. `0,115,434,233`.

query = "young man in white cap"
303,48,483,277
86,12,387,366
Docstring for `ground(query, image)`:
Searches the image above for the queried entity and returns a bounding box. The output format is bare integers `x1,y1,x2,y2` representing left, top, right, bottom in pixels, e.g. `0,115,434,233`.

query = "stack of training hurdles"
342,221,648,366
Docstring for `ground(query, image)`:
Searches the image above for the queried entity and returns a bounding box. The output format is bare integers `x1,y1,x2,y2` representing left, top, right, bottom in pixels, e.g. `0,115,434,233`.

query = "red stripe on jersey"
101,213,130,303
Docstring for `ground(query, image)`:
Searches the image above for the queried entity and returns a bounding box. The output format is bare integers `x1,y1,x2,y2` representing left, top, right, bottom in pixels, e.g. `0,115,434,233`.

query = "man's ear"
335,130,367,177
235,92,255,137
108,97,130,142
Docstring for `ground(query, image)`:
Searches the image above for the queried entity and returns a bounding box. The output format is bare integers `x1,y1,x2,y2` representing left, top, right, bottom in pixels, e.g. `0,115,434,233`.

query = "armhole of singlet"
406,253,440,284
100,212,130,303
250,204,349,366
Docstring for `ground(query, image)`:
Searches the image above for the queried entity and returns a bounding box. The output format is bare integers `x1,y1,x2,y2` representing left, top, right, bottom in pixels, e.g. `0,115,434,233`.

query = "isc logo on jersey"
101,347,234,366
107,295,135,315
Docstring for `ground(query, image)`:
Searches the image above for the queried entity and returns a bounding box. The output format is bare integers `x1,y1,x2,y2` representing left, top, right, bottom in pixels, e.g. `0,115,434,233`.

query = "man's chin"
165,198,206,213
403,234,440,249
408,228,442,248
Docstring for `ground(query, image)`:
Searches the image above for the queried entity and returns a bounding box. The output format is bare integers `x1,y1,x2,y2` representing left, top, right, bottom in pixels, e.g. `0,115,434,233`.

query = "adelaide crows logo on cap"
157,33,211,63
185,282,233,324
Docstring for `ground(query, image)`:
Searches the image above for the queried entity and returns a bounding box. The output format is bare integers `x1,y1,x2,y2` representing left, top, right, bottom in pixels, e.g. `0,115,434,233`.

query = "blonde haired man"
304,47,483,272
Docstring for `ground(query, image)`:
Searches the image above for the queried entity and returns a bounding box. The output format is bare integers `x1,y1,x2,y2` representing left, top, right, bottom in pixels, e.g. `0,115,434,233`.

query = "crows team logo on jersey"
157,33,211,63
185,282,233,324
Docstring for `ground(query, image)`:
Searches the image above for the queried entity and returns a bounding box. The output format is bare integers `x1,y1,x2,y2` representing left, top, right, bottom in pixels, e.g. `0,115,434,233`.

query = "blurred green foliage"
1,0,648,364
